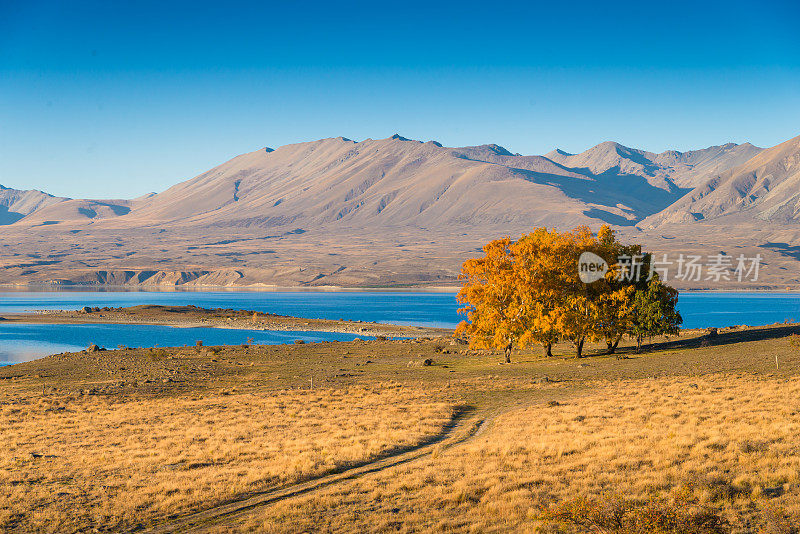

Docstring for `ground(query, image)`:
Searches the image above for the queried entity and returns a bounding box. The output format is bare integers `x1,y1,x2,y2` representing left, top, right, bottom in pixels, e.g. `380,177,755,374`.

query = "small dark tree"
630,274,682,352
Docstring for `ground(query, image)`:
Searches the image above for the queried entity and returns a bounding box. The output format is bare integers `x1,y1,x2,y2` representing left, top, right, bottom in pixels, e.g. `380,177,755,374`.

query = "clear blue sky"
1,0,799,198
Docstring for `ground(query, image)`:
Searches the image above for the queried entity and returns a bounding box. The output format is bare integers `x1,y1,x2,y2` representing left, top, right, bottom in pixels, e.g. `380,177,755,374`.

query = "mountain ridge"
641,134,800,228
1,135,762,229
2,133,797,289
0,185,67,225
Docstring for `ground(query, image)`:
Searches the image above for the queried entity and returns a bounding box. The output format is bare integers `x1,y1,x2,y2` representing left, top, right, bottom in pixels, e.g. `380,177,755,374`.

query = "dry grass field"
2,324,800,533
0,384,453,532
233,374,800,533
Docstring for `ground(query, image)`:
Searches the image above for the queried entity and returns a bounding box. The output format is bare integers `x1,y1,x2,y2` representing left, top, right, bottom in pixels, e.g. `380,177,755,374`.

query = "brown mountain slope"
16,199,135,225
0,134,788,289
0,186,67,225
650,142,763,187
641,134,800,228
5,136,758,231
116,135,688,229
545,141,762,189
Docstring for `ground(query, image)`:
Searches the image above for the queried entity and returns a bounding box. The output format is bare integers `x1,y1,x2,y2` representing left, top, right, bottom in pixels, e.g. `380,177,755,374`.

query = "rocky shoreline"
1,304,453,338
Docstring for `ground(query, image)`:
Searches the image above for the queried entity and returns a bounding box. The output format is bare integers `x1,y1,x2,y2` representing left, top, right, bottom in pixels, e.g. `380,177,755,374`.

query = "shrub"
759,504,800,534
540,492,728,534
147,348,169,361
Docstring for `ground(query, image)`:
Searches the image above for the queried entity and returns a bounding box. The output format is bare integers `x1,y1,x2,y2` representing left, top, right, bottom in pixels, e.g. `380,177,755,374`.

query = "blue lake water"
1,290,800,365
0,290,457,328
0,322,370,366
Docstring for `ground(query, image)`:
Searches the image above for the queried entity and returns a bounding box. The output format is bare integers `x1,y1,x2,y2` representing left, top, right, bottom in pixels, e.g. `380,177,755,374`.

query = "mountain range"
1,133,798,289
641,135,800,226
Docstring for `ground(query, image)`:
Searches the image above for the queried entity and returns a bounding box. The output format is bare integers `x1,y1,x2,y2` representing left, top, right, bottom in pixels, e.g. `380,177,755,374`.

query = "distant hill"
7,136,752,231
3,136,761,230
641,134,800,227
13,199,136,225
0,186,139,226
545,141,762,189
2,134,798,289
118,135,689,229
0,185,66,225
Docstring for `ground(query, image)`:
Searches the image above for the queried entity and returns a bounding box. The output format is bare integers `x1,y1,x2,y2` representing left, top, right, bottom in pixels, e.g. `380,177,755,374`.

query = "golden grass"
0,385,453,532
4,329,800,533
236,374,800,533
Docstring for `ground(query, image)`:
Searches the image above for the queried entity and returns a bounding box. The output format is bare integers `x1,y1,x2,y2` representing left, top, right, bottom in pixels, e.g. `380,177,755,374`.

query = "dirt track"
139,412,487,534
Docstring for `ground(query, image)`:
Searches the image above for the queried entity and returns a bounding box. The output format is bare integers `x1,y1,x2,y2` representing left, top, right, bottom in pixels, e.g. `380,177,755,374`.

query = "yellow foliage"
457,225,679,358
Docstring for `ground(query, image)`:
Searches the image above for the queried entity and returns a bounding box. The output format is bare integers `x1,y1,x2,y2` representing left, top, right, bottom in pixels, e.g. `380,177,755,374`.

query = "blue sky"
1,0,799,198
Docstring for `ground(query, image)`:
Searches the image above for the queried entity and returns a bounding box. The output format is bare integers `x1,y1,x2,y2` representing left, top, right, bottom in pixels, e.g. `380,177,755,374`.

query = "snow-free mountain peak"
641,134,800,227
0,133,797,289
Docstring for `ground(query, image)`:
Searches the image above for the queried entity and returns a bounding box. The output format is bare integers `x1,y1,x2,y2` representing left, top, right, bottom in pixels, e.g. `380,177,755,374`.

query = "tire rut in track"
137,410,487,534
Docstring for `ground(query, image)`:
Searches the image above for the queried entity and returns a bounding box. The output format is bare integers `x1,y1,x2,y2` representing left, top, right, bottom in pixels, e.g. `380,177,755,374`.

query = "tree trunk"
606,336,622,354
504,340,512,364
575,338,585,358
636,335,642,353
543,343,553,358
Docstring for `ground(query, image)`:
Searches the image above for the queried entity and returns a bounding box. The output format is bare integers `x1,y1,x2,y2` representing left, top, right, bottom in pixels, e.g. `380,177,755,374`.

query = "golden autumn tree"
456,225,681,360
457,227,590,359
548,226,600,358
455,237,521,363
510,228,567,357
512,226,595,358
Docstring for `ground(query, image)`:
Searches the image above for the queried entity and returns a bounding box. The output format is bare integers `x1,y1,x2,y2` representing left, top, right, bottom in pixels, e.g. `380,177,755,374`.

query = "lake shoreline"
0,305,453,338
0,283,464,292
2,284,800,293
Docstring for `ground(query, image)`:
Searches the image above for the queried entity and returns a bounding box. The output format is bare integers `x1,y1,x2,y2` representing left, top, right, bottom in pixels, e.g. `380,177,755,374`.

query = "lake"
1,289,799,365
0,322,370,366
0,290,457,327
